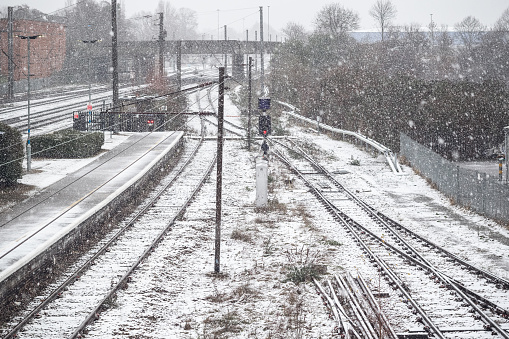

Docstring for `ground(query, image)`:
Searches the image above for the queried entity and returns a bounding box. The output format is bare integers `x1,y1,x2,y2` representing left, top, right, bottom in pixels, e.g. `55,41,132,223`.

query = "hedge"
32,129,104,158
0,123,24,186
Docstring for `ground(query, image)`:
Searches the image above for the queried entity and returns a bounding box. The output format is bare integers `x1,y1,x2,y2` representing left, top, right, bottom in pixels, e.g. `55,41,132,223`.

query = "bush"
0,123,24,186
32,129,104,158
284,247,325,284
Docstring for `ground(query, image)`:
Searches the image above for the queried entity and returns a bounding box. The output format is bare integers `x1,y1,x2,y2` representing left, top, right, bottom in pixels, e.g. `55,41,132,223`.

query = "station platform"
0,131,184,297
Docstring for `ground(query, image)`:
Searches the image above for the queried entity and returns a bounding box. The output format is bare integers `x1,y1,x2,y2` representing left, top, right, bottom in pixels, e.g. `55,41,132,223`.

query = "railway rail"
193,83,246,138
0,84,143,134
1,136,217,338
270,137,509,338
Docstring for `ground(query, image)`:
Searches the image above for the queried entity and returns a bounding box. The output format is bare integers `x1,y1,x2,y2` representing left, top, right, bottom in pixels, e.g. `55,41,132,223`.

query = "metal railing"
277,101,403,174
400,133,509,222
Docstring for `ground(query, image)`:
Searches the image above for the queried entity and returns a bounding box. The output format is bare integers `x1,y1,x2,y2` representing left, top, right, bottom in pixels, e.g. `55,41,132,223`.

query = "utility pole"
7,7,14,101
224,25,227,73
80,39,100,126
259,7,265,94
111,0,119,110
27,37,32,172
17,34,42,172
245,30,249,70
158,12,165,78
248,57,252,151
268,6,270,42
215,66,225,273
255,31,258,73
177,40,182,91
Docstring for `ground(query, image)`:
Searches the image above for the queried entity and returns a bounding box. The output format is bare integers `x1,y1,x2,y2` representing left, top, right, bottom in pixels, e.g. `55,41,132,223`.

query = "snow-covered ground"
19,132,131,189
10,92,509,337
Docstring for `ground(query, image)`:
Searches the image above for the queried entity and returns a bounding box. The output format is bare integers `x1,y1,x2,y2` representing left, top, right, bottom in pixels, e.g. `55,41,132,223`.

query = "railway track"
271,137,509,338
0,84,143,135
0,85,109,116
0,136,217,338
200,83,246,137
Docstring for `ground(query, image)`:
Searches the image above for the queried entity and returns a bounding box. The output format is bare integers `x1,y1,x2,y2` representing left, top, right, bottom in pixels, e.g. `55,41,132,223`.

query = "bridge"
117,39,282,83
119,40,282,55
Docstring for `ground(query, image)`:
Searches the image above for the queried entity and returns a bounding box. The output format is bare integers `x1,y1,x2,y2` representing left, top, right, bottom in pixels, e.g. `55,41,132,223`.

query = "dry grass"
293,203,314,229
203,310,244,337
230,228,253,243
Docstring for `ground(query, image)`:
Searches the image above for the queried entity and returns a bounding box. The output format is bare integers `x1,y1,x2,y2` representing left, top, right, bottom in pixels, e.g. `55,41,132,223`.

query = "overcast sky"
3,0,508,37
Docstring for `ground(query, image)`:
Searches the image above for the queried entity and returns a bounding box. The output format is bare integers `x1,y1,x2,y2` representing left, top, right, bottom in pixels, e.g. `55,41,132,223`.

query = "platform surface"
0,131,183,282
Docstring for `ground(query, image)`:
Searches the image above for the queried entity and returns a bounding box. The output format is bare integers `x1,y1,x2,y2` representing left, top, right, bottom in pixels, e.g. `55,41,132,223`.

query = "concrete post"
256,157,268,207
7,7,14,101
504,126,509,183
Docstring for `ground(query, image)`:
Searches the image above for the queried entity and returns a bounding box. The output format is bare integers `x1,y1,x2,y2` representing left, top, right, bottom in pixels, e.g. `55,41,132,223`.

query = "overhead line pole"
259,6,264,94
224,25,227,73
111,0,119,111
248,57,252,151
158,12,165,78
7,7,14,101
215,66,225,273
177,40,182,91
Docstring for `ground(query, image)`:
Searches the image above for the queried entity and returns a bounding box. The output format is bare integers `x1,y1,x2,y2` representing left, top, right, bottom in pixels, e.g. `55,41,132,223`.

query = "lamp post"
80,40,100,109
80,39,100,129
17,34,42,172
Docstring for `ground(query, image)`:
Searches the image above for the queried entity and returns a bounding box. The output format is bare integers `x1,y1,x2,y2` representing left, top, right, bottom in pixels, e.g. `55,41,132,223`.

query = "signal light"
258,115,271,136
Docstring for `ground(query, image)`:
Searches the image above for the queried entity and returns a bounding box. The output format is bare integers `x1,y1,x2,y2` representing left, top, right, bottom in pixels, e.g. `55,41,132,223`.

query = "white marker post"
256,156,268,207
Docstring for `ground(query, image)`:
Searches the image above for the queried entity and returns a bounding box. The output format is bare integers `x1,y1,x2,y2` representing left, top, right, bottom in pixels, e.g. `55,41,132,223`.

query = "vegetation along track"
270,136,509,338
1,137,217,338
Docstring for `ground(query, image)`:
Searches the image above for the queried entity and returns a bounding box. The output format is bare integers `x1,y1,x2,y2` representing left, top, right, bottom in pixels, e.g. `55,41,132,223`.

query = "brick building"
0,19,66,81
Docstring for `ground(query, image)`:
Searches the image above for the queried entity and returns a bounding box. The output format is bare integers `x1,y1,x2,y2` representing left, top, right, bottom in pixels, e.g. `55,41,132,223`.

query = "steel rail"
282,138,509,334
356,273,399,339
334,274,377,339
313,278,362,338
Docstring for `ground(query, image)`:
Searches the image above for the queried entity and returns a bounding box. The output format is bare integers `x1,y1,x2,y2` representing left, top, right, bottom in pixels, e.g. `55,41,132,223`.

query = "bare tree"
454,16,486,51
494,7,509,31
282,22,308,42
156,1,197,40
369,0,397,42
314,3,359,37
174,8,198,40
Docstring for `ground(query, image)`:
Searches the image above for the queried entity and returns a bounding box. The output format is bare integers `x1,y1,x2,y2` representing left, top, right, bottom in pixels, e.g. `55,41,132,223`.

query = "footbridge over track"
119,40,281,56
118,40,281,82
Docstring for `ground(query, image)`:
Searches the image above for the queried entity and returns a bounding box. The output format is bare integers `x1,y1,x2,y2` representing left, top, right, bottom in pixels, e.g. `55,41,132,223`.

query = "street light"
17,34,42,172
80,39,100,111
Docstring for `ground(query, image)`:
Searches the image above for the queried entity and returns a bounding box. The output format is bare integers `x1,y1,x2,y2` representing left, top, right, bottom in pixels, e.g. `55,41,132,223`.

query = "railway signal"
258,115,271,136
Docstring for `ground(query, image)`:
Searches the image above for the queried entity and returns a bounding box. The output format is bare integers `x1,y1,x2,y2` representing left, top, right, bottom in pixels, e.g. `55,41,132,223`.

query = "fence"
400,133,509,222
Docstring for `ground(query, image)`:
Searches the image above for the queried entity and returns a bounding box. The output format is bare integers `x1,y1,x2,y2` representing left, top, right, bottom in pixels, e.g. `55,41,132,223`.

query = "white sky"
3,0,508,36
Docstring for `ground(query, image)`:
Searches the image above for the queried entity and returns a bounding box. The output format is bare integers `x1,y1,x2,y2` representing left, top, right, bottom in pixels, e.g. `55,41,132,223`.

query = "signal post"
256,97,271,207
